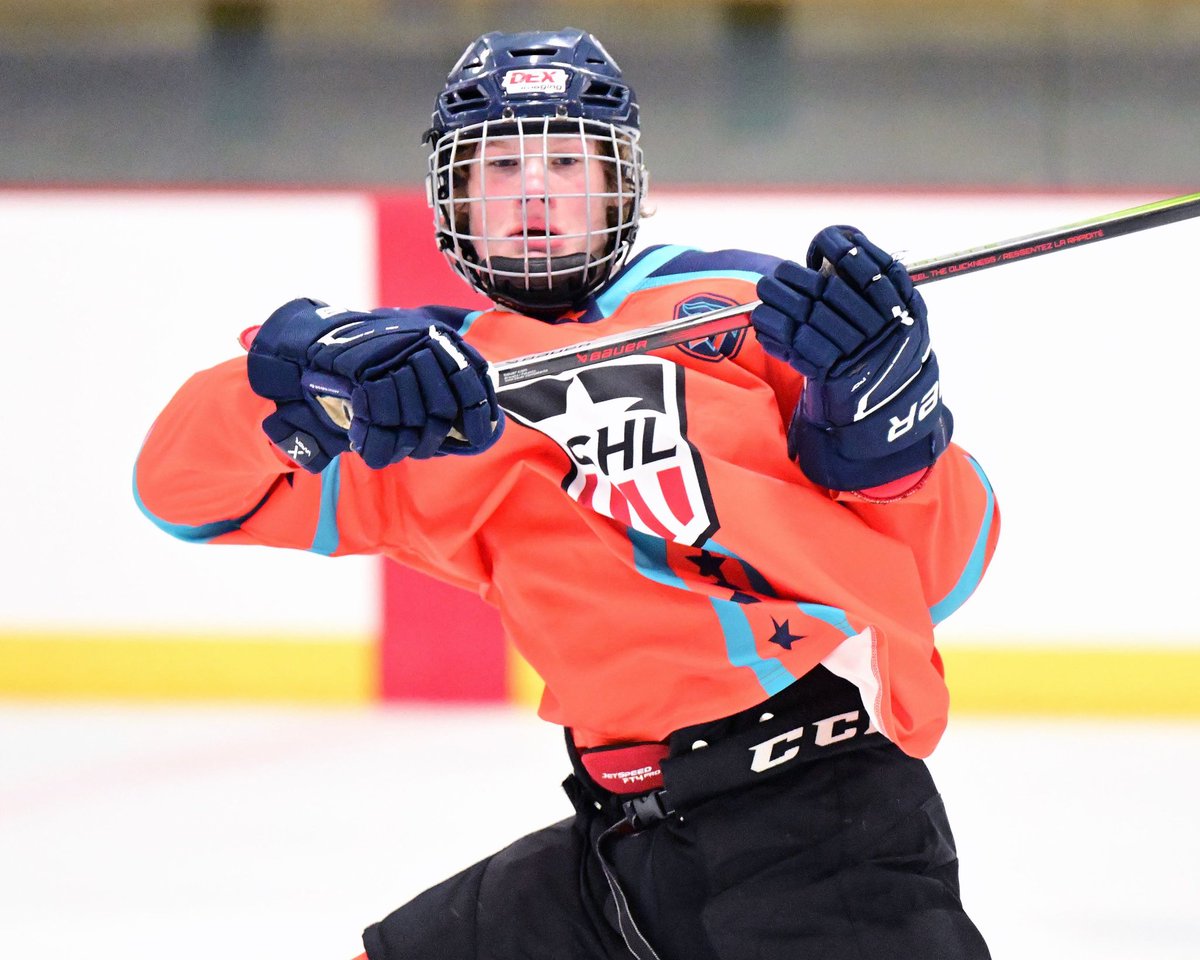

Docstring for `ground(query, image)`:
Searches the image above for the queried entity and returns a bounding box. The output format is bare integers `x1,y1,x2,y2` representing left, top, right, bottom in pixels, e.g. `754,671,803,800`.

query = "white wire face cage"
427,116,646,317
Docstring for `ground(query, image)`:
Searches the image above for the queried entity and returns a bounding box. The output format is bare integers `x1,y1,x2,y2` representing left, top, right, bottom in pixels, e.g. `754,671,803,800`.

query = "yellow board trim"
0,630,374,704
940,644,1200,718
3,632,1199,717
507,639,546,710
509,641,1200,718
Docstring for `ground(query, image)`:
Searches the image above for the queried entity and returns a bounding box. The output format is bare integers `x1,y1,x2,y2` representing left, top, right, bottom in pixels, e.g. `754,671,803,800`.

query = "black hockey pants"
362,668,992,960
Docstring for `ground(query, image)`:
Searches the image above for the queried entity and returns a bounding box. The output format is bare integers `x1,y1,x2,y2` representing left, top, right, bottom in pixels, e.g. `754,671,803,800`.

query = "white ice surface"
0,703,1196,959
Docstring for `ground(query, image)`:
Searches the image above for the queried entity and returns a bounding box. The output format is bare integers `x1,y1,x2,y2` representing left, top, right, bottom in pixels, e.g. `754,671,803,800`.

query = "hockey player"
135,28,998,960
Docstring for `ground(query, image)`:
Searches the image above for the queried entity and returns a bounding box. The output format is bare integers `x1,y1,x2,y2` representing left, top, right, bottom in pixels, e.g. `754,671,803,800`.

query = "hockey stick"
492,190,1200,389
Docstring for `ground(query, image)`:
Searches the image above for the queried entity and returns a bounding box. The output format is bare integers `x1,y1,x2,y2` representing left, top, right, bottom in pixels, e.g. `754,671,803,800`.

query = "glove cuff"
788,354,953,491
790,407,952,491
246,298,333,403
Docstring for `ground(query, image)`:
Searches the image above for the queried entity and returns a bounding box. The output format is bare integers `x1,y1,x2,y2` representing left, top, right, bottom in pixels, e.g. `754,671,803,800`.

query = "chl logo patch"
499,355,719,546
674,293,747,362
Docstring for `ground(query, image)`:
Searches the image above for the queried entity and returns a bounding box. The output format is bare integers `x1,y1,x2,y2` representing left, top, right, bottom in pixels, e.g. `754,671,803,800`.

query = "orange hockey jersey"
135,245,999,756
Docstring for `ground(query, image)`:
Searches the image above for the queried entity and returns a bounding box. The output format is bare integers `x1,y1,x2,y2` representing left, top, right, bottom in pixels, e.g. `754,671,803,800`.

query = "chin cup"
483,254,596,318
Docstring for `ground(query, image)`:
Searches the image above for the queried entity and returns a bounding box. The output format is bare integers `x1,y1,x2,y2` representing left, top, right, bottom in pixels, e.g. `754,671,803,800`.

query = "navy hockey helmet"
425,28,647,318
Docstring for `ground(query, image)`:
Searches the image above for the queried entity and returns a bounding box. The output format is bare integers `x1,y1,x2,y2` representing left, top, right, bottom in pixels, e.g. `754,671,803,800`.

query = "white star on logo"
534,378,643,469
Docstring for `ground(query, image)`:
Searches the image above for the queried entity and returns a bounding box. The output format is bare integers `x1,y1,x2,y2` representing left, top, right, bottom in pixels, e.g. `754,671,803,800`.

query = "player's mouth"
509,226,563,253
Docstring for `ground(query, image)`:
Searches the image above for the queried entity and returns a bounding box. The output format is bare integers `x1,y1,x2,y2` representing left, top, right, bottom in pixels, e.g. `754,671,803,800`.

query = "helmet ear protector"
425,28,646,318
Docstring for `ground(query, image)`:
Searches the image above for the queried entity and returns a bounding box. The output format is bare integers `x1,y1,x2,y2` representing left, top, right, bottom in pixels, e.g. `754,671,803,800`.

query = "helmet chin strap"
485,253,596,319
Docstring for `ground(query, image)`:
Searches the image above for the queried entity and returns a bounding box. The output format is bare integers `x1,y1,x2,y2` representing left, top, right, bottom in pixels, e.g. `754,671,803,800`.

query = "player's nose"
521,159,550,201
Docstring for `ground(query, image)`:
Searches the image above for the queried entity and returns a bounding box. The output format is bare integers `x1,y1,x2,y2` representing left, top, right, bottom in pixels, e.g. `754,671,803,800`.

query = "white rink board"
0,191,378,635
3,188,1198,645
643,190,1200,645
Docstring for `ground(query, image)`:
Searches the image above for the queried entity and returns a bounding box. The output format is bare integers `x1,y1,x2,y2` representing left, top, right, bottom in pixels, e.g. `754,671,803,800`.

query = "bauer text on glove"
750,226,952,491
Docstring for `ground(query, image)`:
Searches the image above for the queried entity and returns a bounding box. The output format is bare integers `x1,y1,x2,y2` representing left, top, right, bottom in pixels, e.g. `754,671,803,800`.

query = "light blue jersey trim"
594,245,696,316
929,455,996,625
628,529,795,697
795,603,858,638
705,537,858,638
627,528,688,590
132,464,249,544
309,458,342,555
457,310,485,336
623,269,765,301
709,600,797,696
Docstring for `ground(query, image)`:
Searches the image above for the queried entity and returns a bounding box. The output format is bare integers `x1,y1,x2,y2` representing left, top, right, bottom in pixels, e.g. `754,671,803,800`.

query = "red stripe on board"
380,560,506,702
375,192,504,702
374,191,491,309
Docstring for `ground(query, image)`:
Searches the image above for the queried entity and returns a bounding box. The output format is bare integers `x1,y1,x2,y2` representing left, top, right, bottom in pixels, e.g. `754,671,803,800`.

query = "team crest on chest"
674,293,747,362
498,356,719,546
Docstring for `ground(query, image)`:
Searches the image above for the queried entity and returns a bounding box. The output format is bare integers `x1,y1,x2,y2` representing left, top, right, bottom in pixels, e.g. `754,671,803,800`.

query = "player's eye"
486,157,520,169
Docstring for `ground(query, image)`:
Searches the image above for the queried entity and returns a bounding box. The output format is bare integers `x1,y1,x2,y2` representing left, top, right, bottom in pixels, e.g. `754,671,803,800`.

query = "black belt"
569,665,885,826
567,667,888,960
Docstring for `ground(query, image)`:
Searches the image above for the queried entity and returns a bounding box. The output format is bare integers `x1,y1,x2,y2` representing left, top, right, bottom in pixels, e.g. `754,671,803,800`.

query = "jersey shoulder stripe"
645,246,783,280
593,245,781,318
594,244,697,316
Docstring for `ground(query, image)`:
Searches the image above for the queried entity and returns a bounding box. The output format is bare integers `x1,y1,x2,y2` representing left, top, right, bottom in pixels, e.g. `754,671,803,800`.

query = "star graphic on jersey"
729,591,759,605
687,551,732,585
767,617,803,650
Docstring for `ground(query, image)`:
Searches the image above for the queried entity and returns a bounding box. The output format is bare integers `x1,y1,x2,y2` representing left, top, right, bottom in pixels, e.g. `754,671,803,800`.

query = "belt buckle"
621,789,675,830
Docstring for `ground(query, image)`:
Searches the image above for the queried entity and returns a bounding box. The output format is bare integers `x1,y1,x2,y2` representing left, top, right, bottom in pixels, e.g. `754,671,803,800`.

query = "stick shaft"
493,191,1200,389
903,190,1200,283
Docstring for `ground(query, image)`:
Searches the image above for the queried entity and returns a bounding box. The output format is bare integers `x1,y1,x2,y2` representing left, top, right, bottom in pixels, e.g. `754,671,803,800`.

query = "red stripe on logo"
657,465,694,526
578,472,598,505
606,484,632,526
618,479,676,540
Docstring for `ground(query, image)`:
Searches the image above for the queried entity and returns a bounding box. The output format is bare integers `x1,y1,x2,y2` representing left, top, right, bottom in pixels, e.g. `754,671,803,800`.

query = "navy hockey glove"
247,298,503,473
751,226,952,491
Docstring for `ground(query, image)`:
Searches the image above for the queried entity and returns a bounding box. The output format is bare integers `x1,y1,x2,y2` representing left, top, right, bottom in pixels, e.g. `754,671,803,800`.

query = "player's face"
465,133,611,261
